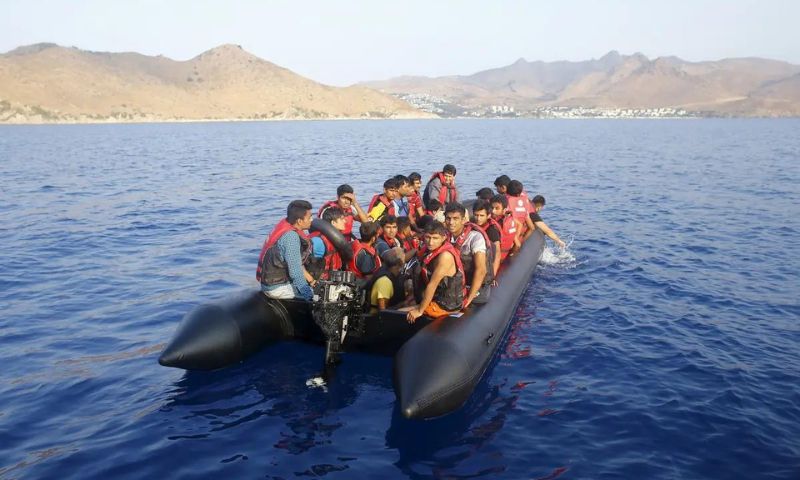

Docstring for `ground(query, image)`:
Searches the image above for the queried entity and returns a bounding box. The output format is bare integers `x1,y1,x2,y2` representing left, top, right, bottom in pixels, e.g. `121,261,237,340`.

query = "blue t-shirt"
310,236,327,258
393,197,410,217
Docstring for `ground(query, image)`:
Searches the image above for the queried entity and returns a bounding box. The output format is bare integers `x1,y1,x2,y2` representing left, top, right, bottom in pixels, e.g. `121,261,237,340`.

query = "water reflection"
156,298,550,479
161,343,393,453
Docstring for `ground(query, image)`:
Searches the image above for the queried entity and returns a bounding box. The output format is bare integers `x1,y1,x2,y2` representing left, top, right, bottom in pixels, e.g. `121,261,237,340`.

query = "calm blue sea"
1,119,799,479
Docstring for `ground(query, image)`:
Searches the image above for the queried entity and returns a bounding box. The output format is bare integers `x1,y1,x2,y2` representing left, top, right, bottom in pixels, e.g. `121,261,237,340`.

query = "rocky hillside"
362,51,800,117
0,43,431,123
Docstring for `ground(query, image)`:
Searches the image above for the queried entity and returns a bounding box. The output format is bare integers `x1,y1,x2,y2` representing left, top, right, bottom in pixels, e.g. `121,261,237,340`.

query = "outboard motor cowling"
312,270,364,364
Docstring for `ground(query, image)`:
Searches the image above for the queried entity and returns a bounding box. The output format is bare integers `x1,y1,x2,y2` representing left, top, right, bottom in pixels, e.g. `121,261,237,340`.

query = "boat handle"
486,332,495,345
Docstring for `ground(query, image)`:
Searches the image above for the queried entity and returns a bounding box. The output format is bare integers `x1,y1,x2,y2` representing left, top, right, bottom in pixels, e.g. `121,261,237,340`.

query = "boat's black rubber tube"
160,220,352,370
310,218,353,263
393,230,545,419
158,291,299,370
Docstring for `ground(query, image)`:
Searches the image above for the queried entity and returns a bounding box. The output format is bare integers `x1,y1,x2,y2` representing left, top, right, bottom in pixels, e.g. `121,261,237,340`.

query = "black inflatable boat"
159,222,545,419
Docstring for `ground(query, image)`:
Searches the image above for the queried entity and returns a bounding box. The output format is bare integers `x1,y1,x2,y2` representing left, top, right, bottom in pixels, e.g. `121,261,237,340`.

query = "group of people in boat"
256,164,566,323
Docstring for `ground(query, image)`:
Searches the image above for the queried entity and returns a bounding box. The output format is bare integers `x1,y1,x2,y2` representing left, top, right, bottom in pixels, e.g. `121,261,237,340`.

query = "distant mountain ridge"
0,43,430,123
3,44,799,121
361,51,800,117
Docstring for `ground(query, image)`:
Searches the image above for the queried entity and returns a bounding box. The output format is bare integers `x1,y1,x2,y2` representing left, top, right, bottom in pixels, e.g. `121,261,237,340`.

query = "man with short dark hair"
473,200,502,278
368,178,400,222
475,187,495,202
318,184,369,241
392,174,415,219
408,172,425,219
530,195,566,248
444,202,493,307
375,215,403,257
423,164,458,209
494,175,511,194
257,200,315,300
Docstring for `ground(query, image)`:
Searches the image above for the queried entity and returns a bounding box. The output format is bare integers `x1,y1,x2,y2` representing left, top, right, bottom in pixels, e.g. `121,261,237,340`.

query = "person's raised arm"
346,193,369,224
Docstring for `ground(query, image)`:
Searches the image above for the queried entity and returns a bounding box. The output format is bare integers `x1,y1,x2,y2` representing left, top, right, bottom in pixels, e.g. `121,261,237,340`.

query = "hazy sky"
2,0,798,86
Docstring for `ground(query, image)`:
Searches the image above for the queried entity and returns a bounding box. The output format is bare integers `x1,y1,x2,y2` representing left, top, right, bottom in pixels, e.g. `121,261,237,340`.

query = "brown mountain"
362,51,800,116
0,43,430,123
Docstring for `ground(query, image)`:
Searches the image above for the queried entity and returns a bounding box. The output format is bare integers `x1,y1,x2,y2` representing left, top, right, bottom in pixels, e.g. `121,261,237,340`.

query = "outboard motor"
312,270,364,365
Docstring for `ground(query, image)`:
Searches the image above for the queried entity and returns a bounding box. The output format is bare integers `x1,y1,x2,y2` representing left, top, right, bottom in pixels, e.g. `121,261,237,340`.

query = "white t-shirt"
455,230,487,256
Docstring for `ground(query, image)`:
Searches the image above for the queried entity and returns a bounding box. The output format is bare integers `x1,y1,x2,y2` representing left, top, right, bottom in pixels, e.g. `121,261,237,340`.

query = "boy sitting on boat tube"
405,221,465,323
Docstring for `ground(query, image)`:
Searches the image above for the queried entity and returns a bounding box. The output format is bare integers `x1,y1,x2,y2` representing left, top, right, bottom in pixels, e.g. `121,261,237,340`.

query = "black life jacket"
419,242,465,312
256,219,312,286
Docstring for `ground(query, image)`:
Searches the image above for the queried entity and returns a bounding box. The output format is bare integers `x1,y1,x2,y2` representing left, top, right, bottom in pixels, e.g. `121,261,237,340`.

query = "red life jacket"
430,171,457,205
450,222,495,285
380,233,402,249
520,190,531,207
368,194,396,221
407,192,423,220
493,212,518,261
347,240,382,278
309,231,343,278
476,217,502,247
506,194,530,236
256,219,310,282
318,200,355,239
506,194,530,218
420,242,464,281
398,232,419,252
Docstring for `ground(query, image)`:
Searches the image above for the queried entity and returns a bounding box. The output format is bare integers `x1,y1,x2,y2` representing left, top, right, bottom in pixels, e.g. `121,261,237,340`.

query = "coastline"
2,115,796,126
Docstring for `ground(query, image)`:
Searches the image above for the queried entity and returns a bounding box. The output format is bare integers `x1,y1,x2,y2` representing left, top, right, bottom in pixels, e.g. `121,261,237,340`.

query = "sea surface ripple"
1,119,798,479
